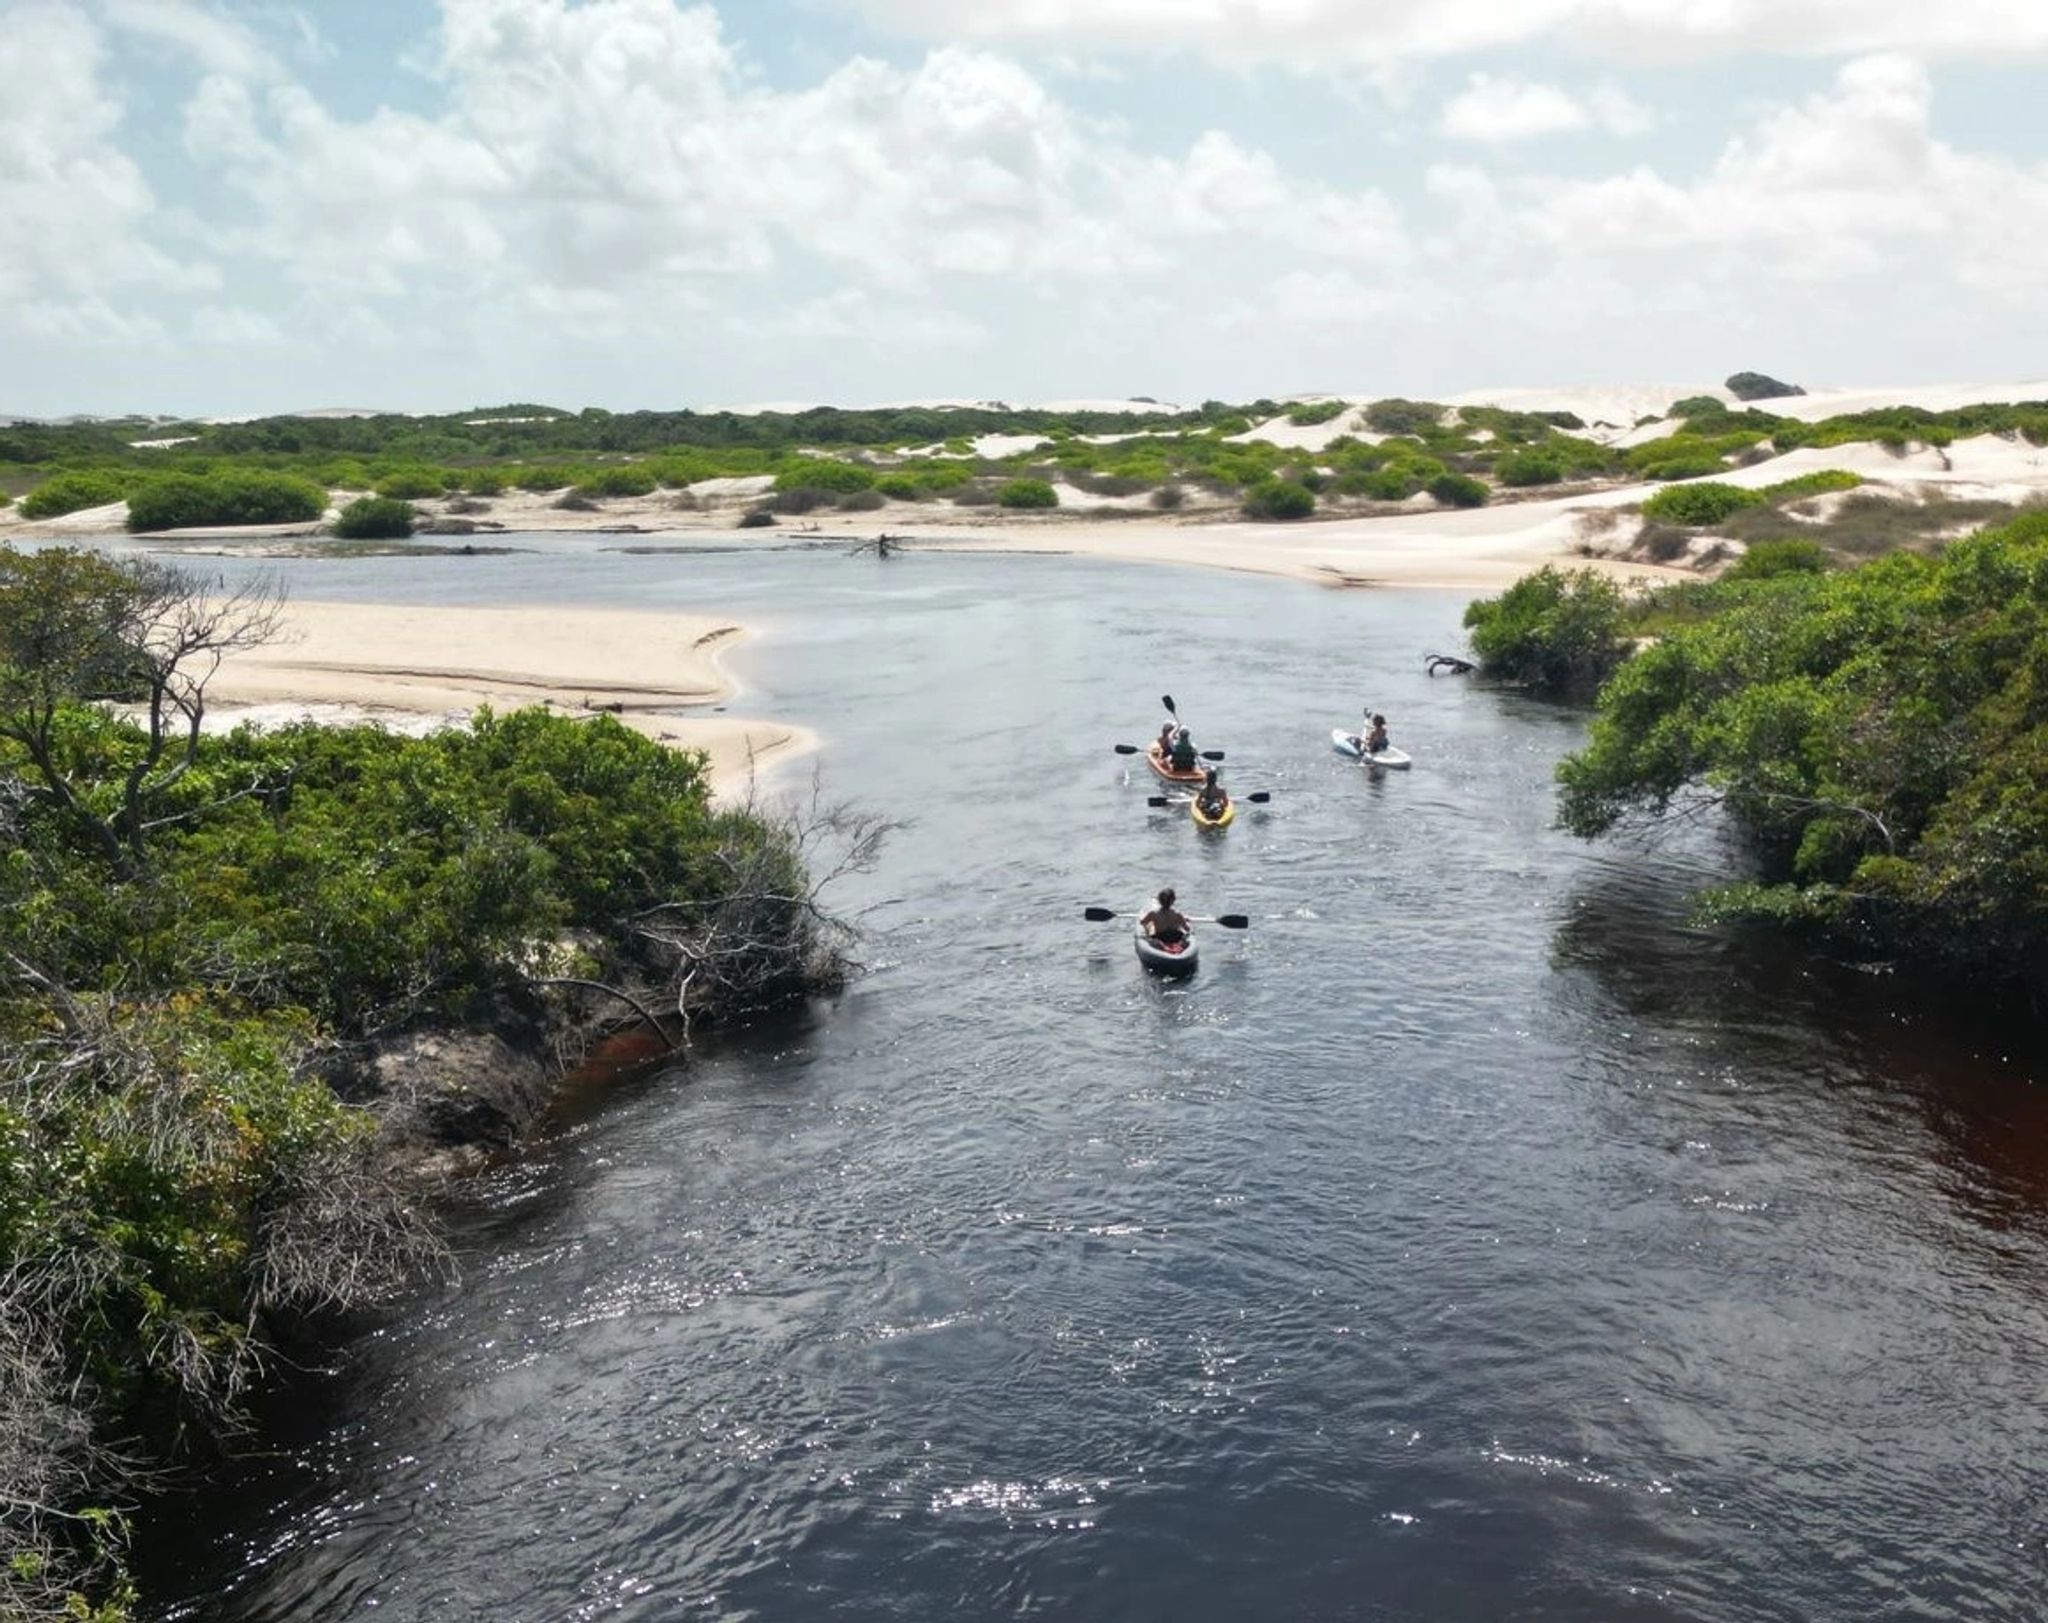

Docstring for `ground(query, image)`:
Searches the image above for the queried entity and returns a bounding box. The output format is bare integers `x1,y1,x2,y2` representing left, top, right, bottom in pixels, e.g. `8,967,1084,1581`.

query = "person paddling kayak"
1168,727,1199,773
1195,768,1230,821
1140,887,1190,946
1364,713,1390,755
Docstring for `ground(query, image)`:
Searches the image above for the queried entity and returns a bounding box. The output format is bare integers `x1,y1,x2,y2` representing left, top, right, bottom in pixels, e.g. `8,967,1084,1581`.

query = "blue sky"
4,0,2046,416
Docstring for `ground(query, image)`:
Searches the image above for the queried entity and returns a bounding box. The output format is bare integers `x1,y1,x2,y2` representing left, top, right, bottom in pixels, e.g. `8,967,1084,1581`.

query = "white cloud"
169,0,1408,334
100,0,280,79
1518,53,2046,277
846,0,2048,69
1440,75,1654,143
0,1,216,339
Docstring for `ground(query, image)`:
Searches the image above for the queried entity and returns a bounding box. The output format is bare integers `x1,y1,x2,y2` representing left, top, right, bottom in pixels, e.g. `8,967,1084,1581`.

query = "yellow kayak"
1189,794,1236,830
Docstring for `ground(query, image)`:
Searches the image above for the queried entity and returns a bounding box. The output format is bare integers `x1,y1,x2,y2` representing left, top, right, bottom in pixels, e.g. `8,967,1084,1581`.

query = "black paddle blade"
1083,906,1117,922
1245,791,1272,804
1161,694,1177,714
1113,743,1140,754
1146,796,1171,808
1214,914,1250,930
1200,750,1225,761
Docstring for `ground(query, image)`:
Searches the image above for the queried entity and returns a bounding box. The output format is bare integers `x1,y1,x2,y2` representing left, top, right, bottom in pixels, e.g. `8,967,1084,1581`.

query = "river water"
137,543,2048,1621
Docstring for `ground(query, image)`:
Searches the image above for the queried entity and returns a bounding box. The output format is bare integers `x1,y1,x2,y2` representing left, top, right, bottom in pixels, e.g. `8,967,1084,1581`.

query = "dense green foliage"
0,547,835,1619
124,472,326,533
1726,370,1804,401
1724,538,1830,580
1284,399,1347,426
996,477,1059,509
1427,472,1489,508
1242,478,1315,520
1462,566,1630,693
333,495,416,539
18,470,127,519
1641,470,1864,526
1556,511,2048,986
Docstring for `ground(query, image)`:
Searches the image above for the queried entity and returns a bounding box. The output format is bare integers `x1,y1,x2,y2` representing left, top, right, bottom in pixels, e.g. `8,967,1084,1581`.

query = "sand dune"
211,601,812,796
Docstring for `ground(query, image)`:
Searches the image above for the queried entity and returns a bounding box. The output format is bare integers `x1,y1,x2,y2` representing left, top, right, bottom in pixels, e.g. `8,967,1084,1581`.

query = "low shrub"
737,507,776,528
997,477,1059,510
1724,538,1830,579
838,489,886,511
461,468,507,497
19,470,127,519
1759,469,1863,502
374,469,448,500
333,496,415,539
1495,450,1564,487
1152,484,1186,511
126,472,326,532
775,458,875,494
576,465,657,499
1242,479,1315,520
874,474,924,500
553,491,598,511
1285,400,1347,427
770,487,835,514
1428,472,1489,508
1640,482,1761,526
1365,399,1445,436
1638,455,1728,482
1726,370,1804,401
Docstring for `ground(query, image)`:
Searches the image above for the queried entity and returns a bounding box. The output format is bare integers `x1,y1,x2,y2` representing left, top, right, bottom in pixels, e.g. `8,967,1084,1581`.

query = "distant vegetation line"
3,393,2045,532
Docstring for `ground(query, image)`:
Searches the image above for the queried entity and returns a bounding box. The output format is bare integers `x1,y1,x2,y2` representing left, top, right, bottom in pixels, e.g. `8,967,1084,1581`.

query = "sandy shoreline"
211,601,814,796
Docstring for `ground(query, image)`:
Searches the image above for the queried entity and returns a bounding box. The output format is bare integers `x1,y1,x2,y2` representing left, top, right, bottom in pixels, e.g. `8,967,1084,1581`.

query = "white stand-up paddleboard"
1331,728,1412,769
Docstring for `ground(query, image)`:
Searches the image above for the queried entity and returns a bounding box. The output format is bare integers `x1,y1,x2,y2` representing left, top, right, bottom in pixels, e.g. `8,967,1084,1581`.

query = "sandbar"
210,600,813,796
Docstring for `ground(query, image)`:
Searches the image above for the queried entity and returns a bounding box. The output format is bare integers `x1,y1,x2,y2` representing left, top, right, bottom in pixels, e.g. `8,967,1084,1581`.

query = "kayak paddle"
1114,743,1226,761
1083,906,1249,929
1146,792,1271,808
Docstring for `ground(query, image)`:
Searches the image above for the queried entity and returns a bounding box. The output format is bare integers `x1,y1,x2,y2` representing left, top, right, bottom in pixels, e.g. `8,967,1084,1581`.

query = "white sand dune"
212,601,812,796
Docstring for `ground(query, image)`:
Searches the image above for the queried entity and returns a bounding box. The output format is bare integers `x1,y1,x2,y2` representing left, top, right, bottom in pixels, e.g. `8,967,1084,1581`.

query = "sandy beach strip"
210,600,813,795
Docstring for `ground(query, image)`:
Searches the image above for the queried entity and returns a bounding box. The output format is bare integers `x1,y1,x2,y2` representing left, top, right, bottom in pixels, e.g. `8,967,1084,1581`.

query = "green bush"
770,486,835,514
373,468,449,500
997,477,1059,509
1724,538,1829,579
19,470,127,520
838,489,886,511
1428,472,1489,508
125,472,326,533
575,465,658,499
332,496,415,539
737,507,776,527
874,474,923,500
1152,484,1186,511
1495,450,1564,487
775,457,875,494
1285,400,1347,426
1726,370,1804,401
1242,479,1315,520
1364,399,1445,436
1759,469,1863,502
1640,482,1762,526
1462,565,1629,693
1669,395,1728,420
461,467,507,496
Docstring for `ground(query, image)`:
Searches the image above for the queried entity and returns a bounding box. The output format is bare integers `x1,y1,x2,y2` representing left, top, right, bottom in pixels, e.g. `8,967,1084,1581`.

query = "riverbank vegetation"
1465,509,2048,994
7,394,2043,539
0,546,860,1619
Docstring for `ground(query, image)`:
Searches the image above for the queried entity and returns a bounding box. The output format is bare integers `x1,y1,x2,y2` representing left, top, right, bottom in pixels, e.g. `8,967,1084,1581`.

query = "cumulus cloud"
170,0,1407,331
1440,75,1654,142
1517,52,2048,291
847,0,2048,68
0,0,215,339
